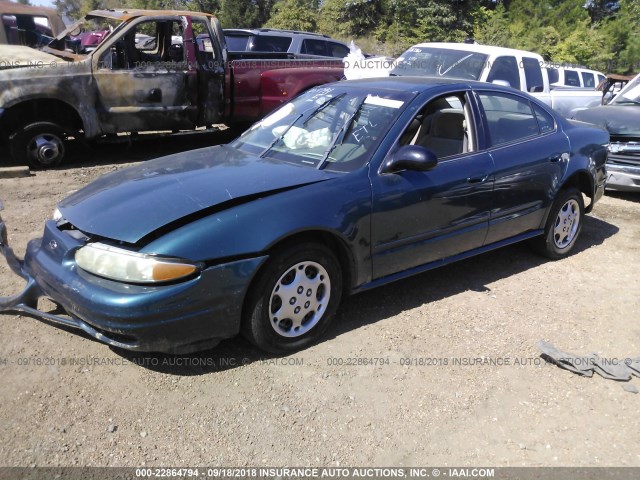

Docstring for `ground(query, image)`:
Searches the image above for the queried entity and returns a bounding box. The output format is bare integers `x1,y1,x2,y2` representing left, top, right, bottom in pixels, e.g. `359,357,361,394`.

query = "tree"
219,0,276,28
601,0,640,73
265,0,318,31
188,0,222,14
54,0,84,19
551,19,613,69
318,0,384,38
584,0,620,22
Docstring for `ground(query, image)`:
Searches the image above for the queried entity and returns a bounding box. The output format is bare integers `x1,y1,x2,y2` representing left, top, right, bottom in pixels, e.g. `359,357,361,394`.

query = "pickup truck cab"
0,9,344,168
548,66,605,90
391,43,602,117
224,28,351,58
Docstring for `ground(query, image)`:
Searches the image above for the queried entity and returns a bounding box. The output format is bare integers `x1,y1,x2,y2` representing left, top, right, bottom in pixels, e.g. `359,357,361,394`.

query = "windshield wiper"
260,95,344,158
614,99,640,105
258,113,304,157
316,97,368,170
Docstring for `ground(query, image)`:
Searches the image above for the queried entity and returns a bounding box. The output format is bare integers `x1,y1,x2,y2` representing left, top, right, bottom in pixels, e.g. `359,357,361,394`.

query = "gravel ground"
1,133,639,468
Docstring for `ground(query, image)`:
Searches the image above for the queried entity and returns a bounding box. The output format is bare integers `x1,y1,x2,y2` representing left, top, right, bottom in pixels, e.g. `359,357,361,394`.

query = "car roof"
336,75,516,93
224,28,330,39
409,42,544,60
554,66,605,76
87,9,217,21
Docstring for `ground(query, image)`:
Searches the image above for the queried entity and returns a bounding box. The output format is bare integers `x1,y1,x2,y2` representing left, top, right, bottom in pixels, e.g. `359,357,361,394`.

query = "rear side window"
301,38,328,56
564,70,580,87
478,92,541,147
547,68,559,84
532,104,555,134
327,41,349,58
597,74,605,86
251,35,291,52
522,57,544,92
487,56,520,90
2,13,52,47
581,72,595,88
225,34,249,51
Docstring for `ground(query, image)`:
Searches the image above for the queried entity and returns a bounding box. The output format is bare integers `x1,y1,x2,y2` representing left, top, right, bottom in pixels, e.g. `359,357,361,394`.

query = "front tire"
242,243,343,354
533,188,584,259
9,122,67,169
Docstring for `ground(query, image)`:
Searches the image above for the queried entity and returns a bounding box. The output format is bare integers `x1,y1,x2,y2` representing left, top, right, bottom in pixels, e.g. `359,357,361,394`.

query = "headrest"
430,110,465,140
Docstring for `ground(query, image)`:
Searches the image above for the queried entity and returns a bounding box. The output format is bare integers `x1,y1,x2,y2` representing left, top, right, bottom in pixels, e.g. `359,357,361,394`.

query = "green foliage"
265,0,318,31
219,0,276,28
53,0,83,19
319,0,384,38
473,4,510,47
601,0,640,73
187,0,222,14
552,19,613,69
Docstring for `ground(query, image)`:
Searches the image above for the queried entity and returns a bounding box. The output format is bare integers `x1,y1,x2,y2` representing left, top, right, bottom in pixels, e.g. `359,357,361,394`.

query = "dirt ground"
0,133,639,469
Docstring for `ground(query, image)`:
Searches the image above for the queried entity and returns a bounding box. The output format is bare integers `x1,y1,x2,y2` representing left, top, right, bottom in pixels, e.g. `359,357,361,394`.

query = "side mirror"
381,145,438,174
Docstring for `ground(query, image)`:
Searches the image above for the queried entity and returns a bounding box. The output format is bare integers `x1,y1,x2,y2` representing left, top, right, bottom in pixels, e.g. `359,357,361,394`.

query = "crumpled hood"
0,45,62,70
573,105,640,136
59,145,336,244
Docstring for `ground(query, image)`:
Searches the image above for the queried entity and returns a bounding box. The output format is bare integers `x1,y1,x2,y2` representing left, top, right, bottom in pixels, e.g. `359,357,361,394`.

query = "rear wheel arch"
559,170,595,213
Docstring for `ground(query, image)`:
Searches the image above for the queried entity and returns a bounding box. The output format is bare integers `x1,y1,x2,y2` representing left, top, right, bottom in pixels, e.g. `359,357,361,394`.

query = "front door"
92,16,198,133
370,91,495,280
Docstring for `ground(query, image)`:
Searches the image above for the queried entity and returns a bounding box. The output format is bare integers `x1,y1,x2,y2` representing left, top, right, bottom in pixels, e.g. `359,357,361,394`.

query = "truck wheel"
9,122,67,169
532,188,584,259
242,243,343,354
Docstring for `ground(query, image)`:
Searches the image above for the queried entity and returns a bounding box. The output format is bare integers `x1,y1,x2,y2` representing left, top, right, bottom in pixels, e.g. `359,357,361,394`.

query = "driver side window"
398,93,475,160
101,19,185,70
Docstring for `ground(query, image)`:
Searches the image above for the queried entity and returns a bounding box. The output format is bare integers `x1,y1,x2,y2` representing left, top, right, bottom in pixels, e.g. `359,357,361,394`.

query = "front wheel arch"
241,241,344,353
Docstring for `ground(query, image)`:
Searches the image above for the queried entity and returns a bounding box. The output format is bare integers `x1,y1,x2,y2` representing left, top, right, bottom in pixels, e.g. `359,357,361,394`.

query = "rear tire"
242,243,343,354
9,121,67,169
533,188,584,259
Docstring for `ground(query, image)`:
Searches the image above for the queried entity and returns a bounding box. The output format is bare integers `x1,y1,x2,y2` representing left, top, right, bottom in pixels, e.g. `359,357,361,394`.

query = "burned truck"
0,9,345,168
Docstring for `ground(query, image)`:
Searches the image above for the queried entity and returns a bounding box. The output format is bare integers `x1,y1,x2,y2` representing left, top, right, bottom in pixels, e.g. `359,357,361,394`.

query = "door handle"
548,153,563,162
467,174,489,184
148,88,162,102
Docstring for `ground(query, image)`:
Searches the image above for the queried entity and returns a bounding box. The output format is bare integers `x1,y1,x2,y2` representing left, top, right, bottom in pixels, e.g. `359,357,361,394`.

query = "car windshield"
611,74,640,105
231,86,413,172
390,46,488,80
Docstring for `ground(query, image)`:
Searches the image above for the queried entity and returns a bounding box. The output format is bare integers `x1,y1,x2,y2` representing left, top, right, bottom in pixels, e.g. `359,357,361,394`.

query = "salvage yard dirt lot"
1,132,639,468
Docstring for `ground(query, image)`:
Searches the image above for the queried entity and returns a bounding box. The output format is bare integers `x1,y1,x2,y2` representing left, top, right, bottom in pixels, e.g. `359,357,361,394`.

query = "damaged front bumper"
0,205,267,354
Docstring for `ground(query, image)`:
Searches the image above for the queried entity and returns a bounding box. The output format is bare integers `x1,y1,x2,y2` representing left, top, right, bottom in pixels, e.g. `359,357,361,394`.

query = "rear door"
475,90,569,244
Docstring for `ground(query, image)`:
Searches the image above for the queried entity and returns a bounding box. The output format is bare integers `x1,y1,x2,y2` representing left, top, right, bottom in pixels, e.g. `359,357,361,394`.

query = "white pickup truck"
389,43,602,117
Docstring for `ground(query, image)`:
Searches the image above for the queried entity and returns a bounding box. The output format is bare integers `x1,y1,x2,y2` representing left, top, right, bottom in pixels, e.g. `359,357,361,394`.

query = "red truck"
0,9,344,168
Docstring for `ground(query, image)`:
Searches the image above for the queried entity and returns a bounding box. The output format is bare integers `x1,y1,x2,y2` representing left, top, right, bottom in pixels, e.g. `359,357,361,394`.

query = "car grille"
608,139,640,167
